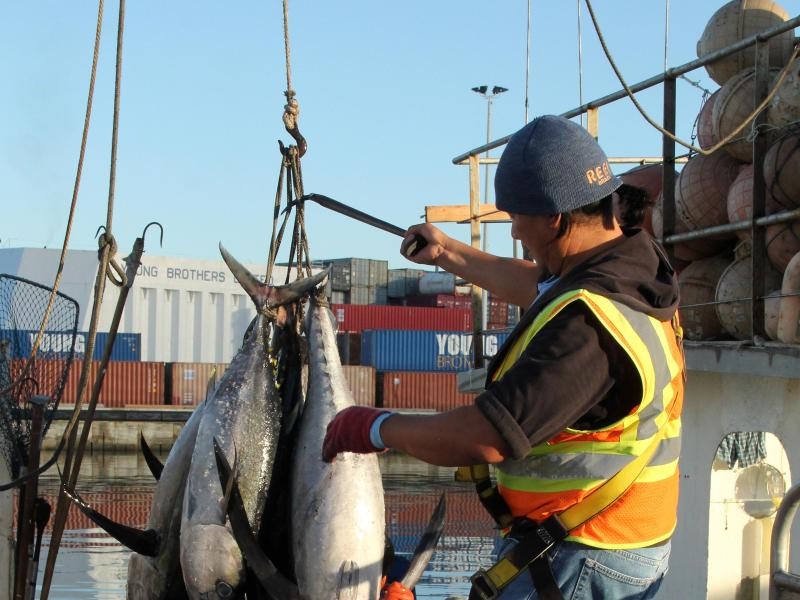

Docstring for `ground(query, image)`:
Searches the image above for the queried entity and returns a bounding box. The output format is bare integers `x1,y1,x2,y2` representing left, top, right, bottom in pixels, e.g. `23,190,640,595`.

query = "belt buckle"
470,568,499,600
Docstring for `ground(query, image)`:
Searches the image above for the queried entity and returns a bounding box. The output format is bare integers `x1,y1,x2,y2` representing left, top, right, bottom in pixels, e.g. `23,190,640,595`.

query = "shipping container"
388,268,427,298
403,294,473,310
419,272,456,295
169,362,230,406
0,330,141,361
9,358,80,408
348,285,388,305
331,304,473,333
336,332,361,365
360,330,510,372
380,371,477,411
342,365,376,407
99,361,165,407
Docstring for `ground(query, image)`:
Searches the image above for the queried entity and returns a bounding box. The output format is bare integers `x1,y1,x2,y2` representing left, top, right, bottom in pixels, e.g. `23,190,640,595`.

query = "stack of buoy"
664,0,800,343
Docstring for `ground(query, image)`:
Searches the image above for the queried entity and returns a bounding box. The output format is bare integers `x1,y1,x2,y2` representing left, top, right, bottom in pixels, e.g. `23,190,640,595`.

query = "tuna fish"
180,245,327,599
290,293,385,600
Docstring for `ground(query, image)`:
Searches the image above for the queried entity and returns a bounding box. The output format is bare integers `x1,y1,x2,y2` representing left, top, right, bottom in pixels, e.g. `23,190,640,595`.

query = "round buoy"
712,67,782,162
726,164,781,240
765,289,783,340
676,151,741,232
766,220,800,272
764,132,800,211
679,254,732,340
697,91,719,150
697,0,794,86
767,58,800,128
777,251,800,343
652,192,732,262
715,252,783,339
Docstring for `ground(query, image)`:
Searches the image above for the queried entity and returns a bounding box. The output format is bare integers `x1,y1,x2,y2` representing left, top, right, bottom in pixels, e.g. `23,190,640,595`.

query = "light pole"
471,85,508,253
471,85,507,330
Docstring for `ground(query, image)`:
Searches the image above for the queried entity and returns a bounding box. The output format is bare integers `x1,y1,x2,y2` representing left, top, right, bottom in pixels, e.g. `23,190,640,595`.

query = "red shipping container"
171,362,230,406
331,304,472,333
342,365,376,407
402,294,473,310
99,361,165,407
380,371,477,411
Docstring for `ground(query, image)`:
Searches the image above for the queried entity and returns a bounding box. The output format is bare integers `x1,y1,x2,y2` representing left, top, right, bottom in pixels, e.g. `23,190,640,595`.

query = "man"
324,115,684,599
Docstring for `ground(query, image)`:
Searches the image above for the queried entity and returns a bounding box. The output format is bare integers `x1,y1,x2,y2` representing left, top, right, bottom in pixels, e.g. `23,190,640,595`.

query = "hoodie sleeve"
475,301,642,459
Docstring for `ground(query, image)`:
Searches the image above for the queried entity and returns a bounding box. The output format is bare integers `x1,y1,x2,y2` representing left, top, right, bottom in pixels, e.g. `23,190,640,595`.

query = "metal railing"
453,13,800,346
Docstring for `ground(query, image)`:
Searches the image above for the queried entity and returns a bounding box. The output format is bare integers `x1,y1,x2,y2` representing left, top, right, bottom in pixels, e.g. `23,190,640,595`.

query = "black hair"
555,194,615,238
615,184,653,229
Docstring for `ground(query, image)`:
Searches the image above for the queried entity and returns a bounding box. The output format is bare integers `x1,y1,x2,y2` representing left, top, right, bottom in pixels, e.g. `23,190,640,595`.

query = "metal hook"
94,225,107,239
141,221,164,247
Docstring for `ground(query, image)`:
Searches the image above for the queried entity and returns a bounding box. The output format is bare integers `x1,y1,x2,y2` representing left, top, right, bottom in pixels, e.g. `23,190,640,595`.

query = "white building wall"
0,248,313,363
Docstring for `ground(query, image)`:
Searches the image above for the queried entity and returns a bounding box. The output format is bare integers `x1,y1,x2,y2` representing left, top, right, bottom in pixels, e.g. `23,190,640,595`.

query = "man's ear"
548,213,562,232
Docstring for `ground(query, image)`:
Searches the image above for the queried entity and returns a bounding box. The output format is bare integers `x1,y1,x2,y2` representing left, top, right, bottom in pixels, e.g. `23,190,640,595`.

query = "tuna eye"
215,581,234,598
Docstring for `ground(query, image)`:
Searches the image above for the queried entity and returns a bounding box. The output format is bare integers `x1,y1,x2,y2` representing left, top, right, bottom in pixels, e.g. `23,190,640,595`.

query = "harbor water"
32,451,501,599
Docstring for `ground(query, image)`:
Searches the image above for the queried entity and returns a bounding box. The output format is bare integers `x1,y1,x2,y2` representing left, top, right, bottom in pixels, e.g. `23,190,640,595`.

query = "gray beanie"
494,115,622,216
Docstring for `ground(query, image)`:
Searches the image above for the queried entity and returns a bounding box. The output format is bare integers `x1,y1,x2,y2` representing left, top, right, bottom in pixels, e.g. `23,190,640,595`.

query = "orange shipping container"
99,361,165,407
380,371,477,412
342,365,376,407
170,362,230,407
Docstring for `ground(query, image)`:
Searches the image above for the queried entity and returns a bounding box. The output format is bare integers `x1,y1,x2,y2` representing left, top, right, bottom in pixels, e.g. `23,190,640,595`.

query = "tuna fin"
139,433,164,481
335,560,360,600
62,485,159,557
213,438,300,600
219,243,329,310
400,493,446,589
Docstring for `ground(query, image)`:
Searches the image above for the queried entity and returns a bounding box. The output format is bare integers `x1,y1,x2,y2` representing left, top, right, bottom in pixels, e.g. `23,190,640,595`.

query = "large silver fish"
180,245,326,599
291,293,386,600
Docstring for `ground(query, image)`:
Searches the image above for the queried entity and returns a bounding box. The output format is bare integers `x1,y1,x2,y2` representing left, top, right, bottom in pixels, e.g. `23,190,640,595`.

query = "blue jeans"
494,538,671,599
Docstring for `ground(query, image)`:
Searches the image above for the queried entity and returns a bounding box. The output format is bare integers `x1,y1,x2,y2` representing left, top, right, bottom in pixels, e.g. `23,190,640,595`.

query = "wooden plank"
425,204,510,223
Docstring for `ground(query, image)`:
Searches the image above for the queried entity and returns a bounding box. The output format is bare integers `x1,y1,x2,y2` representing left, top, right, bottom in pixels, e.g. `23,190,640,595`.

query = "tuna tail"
219,243,329,311
400,493,446,589
62,485,159,557
335,560,360,600
139,433,164,481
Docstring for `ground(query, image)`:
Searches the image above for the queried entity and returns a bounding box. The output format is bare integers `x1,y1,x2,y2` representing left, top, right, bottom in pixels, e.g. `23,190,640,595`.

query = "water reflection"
35,451,501,599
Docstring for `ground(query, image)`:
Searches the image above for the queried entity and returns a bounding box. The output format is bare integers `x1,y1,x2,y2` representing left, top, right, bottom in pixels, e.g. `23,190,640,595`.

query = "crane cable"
267,0,313,290
583,0,800,156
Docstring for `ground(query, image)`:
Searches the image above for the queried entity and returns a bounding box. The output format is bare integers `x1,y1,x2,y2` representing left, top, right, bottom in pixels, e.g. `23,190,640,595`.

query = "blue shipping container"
0,329,141,361
360,330,510,372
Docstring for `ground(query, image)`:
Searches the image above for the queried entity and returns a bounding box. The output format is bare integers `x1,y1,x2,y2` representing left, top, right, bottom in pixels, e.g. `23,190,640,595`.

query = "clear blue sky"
2,1,798,270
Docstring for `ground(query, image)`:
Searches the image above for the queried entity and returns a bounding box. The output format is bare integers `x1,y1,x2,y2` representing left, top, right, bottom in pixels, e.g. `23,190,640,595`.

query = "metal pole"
13,397,46,600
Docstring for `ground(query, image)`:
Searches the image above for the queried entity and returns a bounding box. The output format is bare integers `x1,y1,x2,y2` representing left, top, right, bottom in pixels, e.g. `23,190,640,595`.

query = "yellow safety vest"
490,288,684,549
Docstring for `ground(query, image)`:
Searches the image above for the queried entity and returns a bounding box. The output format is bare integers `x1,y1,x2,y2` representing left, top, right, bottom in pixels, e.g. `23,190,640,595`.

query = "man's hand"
401,224,449,266
381,581,414,600
322,406,391,462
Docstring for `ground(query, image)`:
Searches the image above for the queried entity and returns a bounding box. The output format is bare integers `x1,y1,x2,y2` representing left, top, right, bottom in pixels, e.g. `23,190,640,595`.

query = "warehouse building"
0,247,309,363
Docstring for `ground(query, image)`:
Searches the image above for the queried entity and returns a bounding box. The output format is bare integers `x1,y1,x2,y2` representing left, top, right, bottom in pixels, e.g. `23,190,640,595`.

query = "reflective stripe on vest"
491,289,684,549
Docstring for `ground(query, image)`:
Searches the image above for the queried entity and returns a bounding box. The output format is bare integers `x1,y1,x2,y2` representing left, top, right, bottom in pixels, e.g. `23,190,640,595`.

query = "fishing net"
0,274,79,479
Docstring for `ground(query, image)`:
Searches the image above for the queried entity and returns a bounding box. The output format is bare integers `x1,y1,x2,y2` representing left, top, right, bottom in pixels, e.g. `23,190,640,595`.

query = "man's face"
509,212,558,265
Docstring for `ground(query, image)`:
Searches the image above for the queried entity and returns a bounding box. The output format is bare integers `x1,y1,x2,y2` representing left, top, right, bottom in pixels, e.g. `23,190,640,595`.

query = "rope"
583,0,800,157
282,0,293,95
39,2,127,597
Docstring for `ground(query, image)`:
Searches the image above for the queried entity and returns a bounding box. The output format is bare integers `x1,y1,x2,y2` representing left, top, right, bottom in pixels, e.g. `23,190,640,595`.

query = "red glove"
322,406,390,462
381,581,414,600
